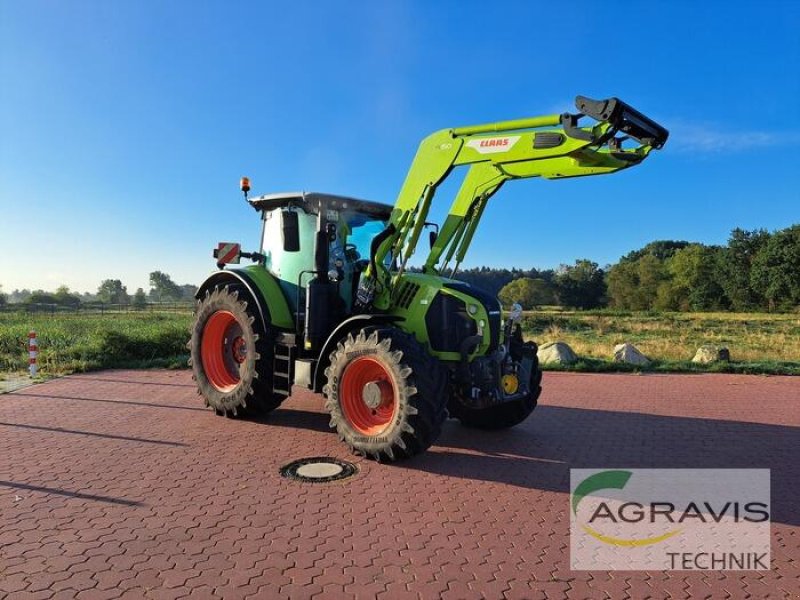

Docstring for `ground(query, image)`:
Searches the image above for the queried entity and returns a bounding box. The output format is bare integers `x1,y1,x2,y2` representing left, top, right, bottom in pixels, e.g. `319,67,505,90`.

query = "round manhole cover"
279,457,358,483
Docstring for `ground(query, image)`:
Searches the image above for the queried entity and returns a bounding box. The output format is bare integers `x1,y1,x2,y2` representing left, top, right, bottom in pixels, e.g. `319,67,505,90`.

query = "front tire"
323,328,447,461
189,284,283,417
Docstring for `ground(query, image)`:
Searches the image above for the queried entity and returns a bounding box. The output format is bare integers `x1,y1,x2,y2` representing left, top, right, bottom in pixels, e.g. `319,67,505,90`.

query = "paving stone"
0,369,795,599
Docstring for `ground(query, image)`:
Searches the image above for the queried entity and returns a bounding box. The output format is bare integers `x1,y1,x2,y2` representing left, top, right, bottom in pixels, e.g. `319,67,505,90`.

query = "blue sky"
1,0,798,293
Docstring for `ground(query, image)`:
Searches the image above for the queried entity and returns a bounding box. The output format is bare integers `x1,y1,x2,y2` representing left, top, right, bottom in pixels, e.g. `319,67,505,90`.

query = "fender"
195,269,284,334
312,314,403,392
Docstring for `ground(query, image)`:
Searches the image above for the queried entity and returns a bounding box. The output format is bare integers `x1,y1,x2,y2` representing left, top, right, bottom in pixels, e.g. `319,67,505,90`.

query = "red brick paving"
0,370,798,599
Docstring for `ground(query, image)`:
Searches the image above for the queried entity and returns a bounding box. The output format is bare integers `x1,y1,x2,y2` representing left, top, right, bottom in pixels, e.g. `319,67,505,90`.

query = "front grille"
394,280,420,309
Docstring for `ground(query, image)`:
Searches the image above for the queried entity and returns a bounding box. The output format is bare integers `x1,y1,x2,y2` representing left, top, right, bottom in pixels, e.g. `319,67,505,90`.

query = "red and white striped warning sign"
215,242,241,264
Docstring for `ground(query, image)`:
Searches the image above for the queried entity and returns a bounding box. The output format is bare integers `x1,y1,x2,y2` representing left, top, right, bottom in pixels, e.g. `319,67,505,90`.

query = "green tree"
498,277,554,309
607,254,668,310
454,266,556,297
751,224,800,310
606,261,637,309
26,290,59,305
178,284,197,301
718,228,770,310
0,284,6,307
97,279,130,304
554,260,606,309
665,244,726,311
636,255,669,310
149,271,182,302
54,285,81,308
10,289,32,303
621,240,691,262
132,287,148,310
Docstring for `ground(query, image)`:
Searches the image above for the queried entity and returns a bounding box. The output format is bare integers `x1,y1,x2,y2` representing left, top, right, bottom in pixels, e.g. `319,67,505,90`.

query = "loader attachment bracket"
574,95,669,149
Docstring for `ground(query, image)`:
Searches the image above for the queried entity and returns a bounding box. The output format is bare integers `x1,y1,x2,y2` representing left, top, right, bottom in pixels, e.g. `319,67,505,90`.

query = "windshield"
346,218,387,260
328,209,389,265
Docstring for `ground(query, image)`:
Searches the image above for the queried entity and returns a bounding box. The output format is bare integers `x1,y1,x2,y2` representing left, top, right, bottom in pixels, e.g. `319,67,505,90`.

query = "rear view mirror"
282,210,300,252
424,221,439,249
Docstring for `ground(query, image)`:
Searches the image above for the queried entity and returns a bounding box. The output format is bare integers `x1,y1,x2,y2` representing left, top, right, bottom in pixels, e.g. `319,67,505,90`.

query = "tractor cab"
247,192,393,346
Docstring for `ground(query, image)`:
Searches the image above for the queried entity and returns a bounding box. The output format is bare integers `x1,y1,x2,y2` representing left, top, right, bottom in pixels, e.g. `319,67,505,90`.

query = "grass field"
1,310,798,379
522,310,800,375
0,311,191,377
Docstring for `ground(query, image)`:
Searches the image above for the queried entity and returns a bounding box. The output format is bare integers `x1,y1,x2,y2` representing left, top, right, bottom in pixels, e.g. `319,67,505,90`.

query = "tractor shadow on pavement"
399,405,799,527
246,407,333,434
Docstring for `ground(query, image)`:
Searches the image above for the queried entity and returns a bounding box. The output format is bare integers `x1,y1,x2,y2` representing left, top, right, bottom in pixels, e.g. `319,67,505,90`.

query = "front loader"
189,96,668,461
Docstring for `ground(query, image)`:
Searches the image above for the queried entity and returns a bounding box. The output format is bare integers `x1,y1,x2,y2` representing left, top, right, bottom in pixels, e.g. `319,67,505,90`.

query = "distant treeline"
455,224,799,311
2,225,798,313
0,271,196,309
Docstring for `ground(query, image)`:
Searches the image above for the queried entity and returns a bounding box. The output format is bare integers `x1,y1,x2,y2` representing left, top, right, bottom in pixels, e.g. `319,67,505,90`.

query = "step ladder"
272,334,296,398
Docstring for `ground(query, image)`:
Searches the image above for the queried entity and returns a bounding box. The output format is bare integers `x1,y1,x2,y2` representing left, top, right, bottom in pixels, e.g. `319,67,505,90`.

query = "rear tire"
323,327,447,461
189,284,284,417
449,357,542,430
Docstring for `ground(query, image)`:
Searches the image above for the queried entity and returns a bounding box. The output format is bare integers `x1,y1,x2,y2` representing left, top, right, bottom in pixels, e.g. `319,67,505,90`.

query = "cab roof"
247,191,393,219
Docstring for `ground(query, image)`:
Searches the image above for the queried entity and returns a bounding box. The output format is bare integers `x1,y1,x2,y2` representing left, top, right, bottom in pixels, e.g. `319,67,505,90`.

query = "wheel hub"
340,357,398,436
231,336,247,363
362,381,385,409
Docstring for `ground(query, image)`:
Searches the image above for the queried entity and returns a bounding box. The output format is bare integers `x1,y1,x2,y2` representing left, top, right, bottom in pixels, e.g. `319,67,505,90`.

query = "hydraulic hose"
369,223,396,278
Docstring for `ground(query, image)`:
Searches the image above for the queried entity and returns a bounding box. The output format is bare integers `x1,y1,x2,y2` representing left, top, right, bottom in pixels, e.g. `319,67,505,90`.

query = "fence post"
28,331,38,377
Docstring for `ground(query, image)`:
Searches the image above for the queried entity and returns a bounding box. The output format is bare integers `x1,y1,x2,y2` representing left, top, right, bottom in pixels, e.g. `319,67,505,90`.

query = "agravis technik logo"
570,469,770,570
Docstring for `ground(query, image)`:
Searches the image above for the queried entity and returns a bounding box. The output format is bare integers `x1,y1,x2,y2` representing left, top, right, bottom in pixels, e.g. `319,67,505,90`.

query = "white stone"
613,343,651,366
537,341,578,365
692,346,730,364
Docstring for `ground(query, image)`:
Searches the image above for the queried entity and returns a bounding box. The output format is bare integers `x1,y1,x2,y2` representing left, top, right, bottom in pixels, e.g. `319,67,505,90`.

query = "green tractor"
189,96,668,461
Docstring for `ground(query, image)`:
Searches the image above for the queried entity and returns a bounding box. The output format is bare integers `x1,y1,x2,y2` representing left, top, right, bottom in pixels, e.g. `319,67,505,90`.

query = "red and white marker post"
28,330,38,377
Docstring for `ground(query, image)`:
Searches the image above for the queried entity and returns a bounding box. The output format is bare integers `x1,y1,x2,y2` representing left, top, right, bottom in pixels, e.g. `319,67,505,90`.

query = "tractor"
189,96,668,461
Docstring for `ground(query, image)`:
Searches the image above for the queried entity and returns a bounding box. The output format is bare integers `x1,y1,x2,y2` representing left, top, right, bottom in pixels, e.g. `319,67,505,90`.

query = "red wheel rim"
201,311,243,392
340,356,397,436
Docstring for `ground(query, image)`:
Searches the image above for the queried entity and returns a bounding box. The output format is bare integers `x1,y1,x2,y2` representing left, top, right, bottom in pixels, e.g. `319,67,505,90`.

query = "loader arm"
363,95,668,310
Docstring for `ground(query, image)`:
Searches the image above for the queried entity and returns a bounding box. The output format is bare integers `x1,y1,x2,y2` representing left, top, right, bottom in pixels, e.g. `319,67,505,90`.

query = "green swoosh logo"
572,470,632,515
572,470,681,546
